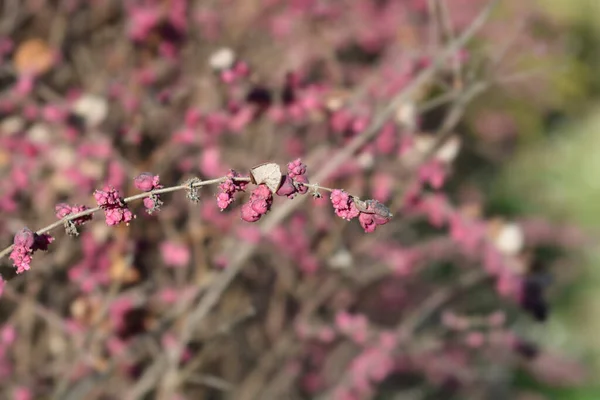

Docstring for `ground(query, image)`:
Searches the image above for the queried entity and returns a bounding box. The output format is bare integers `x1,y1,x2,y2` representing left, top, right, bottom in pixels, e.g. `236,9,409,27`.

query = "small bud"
55,203,73,219
134,172,160,192
14,228,35,248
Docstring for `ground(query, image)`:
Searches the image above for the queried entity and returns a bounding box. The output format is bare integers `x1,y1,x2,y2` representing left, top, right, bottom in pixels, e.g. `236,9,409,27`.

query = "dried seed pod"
353,198,393,218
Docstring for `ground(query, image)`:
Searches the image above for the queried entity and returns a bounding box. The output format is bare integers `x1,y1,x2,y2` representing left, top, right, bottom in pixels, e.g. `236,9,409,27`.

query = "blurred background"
1,0,600,399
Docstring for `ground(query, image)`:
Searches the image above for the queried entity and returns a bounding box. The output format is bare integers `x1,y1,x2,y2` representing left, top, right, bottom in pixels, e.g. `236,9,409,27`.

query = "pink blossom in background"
228,105,256,132
200,147,223,177
235,225,262,244
106,336,127,356
335,312,369,344
420,194,450,228
107,160,126,189
0,37,13,56
465,332,486,348
160,241,191,268
488,311,506,327
158,288,179,304
109,297,134,333
127,6,162,41
418,160,447,189
13,74,34,96
330,109,354,133
12,387,32,400
41,105,67,123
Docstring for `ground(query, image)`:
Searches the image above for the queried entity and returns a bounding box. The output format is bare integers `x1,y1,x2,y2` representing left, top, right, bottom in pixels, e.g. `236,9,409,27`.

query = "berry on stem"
9,228,54,273
93,187,134,226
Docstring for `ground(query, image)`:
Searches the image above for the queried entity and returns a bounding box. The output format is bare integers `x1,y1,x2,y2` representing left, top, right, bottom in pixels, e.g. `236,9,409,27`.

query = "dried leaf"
13,38,55,76
250,163,282,194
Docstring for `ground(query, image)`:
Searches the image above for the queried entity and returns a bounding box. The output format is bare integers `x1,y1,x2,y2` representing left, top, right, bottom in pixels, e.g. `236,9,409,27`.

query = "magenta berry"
294,174,309,194
94,187,134,226
216,169,247,211
276,175,296,197
55,203,92,226
9,228,54,273
241,184,273,222
134,172,161,192
358,212,390,233
55,203,73,219
13,227,35,248
287,158,307,178
134,173,163,213
276,159,310,199
330,190,360,221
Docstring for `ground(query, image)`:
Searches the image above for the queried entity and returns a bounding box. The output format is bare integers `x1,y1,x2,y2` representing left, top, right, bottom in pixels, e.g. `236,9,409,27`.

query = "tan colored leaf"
13,38,55,76
250,163,282,194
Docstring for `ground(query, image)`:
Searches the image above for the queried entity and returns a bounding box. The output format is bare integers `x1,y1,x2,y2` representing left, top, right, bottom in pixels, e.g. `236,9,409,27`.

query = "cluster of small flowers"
240,184,273,222
93,187,134,226
216,170,248,211
134,172,163,213
55,203,92,225
277,158,309,199
330,190,360,221
330,190,392,233
8,228,54,274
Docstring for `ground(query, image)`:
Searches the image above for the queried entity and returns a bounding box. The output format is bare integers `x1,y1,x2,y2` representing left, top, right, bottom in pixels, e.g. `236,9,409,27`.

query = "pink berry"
13,228,35,248
134,172,160,192
55,203,73,219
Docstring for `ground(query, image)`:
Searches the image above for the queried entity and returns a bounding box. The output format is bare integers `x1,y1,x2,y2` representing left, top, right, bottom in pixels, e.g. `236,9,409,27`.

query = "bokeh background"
1,0,600,399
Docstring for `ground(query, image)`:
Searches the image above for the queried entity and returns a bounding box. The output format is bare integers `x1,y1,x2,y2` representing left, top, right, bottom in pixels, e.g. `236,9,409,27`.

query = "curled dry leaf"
354,198,393,218
249,163,282,194
13,38,55,76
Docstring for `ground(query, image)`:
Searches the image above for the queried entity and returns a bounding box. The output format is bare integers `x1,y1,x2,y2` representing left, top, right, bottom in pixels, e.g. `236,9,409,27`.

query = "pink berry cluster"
277,158,309,199
93,187,134,226
216,170,248,211
134,173,163,214
357,200,393,233
55,203,92,226
8,228,54,274
240,185,273,222
330,190,392,232
330,190,360,221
